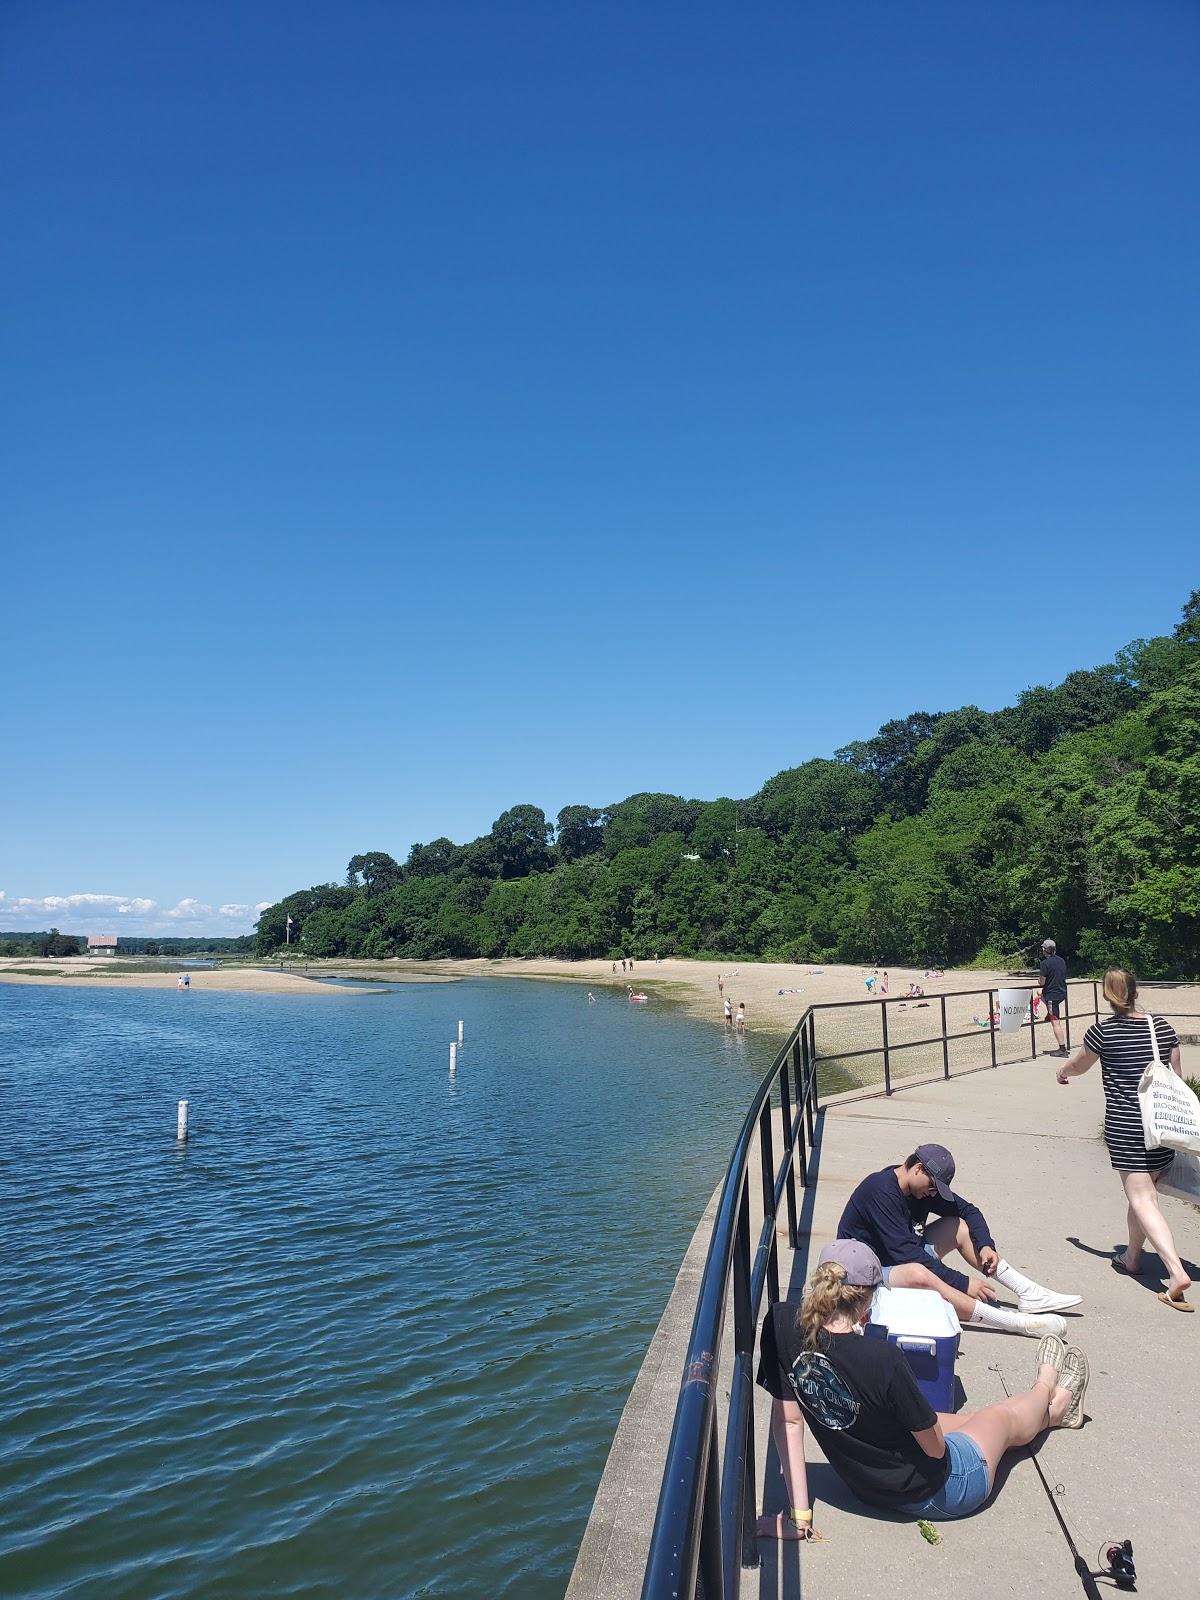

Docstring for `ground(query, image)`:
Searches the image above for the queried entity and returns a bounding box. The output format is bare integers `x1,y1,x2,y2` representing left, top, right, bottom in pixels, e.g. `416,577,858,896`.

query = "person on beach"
736,1002,746,1031
880,971,889,996
838,1144,1082,1339
718,974,724,996
1038,939,1070,1055
1055,968,1193,1311
755,1241,1089,1539
724,997,733,1026
865,972,876,994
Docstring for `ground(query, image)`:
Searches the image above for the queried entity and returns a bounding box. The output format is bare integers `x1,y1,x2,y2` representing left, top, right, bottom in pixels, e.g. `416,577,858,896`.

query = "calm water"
0,979,771,1599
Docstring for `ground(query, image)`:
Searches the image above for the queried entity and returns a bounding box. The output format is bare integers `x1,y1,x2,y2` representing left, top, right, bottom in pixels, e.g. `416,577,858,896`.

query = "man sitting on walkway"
838,1144,1082,1339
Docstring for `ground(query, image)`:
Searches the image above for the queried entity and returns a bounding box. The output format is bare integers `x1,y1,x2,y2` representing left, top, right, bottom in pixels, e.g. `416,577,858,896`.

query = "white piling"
176,1099,190,1141
449,1042,457,1077
457,1019,464,1044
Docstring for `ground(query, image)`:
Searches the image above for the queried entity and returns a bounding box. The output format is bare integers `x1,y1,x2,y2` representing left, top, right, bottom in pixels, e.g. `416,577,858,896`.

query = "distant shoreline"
7,955,1197,1038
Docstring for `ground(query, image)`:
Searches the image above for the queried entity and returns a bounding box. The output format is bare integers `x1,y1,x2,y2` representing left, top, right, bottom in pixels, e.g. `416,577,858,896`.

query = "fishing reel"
1098,1538,1136,1591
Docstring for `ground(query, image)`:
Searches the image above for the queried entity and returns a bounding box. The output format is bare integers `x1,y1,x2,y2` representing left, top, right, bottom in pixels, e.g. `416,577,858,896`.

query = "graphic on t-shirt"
786,1351,860,1430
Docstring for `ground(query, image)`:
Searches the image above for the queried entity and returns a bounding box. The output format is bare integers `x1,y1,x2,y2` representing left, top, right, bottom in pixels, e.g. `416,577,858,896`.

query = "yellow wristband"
789,1509,812,1523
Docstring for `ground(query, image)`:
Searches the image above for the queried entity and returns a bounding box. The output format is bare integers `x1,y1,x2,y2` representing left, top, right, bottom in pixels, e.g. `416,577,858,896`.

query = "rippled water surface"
0,979,771,1599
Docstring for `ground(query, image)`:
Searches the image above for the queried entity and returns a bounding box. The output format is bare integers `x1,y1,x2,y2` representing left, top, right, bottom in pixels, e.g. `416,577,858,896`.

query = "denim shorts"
881,1242,939,1285
900,1431,991,1519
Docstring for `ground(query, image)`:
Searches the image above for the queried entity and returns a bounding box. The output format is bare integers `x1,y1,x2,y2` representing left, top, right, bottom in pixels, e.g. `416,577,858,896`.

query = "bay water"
0,978,772,1598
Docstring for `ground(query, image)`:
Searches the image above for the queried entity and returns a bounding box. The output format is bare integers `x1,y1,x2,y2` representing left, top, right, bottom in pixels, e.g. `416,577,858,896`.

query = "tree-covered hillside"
257,593,1200,975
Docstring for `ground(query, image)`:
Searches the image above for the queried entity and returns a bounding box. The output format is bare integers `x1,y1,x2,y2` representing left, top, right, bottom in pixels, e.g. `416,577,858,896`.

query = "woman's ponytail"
799,1262,874,1349
1103,968,1138,1015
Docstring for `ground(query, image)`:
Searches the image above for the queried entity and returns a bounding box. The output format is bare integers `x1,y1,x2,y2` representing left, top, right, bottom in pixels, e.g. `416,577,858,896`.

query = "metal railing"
640,979,1200,1600
640,1007,819,1600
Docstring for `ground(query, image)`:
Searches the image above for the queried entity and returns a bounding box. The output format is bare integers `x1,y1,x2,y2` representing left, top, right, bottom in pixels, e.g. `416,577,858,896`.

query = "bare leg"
941,1365,1071,1484
924,1214,984,1270
886,1260,978,1322
1120,1200,1147,1271
1050,1014,1067,1050
1121,1170,1190,1297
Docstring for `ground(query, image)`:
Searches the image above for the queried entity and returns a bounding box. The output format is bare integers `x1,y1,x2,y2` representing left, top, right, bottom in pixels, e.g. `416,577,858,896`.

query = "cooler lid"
869,1284,961,1337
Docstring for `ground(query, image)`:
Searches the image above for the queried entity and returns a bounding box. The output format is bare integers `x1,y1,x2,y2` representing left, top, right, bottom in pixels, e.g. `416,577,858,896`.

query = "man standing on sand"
1038,939,1070,1056
838,1144,1082,1339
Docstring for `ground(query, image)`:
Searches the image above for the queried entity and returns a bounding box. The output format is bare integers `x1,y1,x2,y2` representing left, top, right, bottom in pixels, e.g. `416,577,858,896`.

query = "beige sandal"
1055,1347,1090,1428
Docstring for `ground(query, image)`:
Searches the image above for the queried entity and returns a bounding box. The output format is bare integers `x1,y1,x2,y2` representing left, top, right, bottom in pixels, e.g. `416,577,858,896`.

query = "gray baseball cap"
818,1239,883,1287
914,1142,956,1201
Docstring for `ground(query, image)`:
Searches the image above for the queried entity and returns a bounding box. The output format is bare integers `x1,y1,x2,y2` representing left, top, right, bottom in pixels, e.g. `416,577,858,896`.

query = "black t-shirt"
1039,954,1068,1000
756,1303,948,1507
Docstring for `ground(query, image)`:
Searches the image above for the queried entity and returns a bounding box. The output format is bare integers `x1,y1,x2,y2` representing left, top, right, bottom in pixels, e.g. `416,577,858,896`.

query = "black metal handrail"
641,1008,819,1600
806,979,1200,1095
639,979,1200,1600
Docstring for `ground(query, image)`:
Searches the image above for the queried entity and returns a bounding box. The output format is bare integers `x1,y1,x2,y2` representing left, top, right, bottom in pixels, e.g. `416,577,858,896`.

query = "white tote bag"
1158,1150,1200,1207
1137,1015,1200,1154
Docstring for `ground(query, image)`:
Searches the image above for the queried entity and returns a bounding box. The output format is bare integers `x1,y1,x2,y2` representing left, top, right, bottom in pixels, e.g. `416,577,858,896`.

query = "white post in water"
457,1019,464,1044
449,1042,457,1077
176,1099,190,1141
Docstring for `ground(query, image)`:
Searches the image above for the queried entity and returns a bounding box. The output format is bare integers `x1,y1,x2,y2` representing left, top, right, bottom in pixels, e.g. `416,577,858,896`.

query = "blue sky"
2,1,1197,936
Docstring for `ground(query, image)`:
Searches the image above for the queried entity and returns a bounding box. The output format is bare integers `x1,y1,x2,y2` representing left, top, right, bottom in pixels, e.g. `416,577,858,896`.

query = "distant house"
87,934,118,957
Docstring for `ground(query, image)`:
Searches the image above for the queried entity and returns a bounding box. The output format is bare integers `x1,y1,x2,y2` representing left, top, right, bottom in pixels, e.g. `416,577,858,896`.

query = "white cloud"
1,888,269,937
1,890,158,916
164,899,213,921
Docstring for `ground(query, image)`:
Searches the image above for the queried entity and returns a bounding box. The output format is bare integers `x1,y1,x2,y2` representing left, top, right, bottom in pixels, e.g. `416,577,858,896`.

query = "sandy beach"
8,954,1194,1041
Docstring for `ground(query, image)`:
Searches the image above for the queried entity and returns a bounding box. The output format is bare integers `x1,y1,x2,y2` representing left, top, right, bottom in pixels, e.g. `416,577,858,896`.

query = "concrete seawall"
569,1047,1200,1600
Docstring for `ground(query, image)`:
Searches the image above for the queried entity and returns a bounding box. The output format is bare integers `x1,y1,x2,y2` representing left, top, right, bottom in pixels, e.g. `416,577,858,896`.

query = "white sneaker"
1018,1313,1067,1339
1018,1288,1083,1314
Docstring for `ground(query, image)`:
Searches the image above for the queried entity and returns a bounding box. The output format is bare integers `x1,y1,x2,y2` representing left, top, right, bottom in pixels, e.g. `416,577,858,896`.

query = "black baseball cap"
913,1143,956,1200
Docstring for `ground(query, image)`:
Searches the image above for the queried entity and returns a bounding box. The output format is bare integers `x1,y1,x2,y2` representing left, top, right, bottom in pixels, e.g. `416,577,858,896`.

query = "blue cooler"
866,1285,961,1412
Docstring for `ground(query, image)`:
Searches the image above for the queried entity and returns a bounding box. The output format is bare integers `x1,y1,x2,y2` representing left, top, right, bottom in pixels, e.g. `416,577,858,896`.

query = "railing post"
758,1104,780,1305
1093,979,1099,1026
697,1408,724,1600
801,1028,815,1147
780,1046,798,1247
807,1010,818,1114
725,1187,756,1591
1029,986,1039,1060
1064,983,1072,1050
940,994,950,1079
794,1039,809,1190
988,989,998,1069
880,999,892,1094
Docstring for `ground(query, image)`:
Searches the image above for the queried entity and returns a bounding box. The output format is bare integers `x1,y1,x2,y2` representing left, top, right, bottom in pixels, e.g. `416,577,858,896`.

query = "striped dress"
1082,1012,1180,1173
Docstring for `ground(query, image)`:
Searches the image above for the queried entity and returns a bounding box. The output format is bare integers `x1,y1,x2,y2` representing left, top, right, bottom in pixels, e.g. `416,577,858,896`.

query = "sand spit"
5,954,1196,1035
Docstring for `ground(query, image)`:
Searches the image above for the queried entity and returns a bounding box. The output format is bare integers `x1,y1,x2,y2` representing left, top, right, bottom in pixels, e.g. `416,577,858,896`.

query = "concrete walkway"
571,1048,1200,1600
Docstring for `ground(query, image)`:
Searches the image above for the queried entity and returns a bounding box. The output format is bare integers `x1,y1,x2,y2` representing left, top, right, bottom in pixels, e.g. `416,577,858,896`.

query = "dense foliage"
257,593,1200,976
0,933,256,958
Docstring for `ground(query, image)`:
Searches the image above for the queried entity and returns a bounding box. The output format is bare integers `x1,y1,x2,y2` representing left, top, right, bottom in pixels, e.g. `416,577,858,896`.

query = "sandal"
1110,1257,1143,1277
1034,1333,1067,1379
1055,1347,1090,1429
1157,1291,1195,1313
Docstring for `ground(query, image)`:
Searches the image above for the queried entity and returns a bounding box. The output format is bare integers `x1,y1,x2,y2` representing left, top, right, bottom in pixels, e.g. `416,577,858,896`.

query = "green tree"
555,805,604,863
490,805,553,879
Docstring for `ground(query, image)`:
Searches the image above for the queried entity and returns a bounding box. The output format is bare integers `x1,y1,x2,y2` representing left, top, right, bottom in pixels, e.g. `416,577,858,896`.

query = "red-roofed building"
87,934,118,956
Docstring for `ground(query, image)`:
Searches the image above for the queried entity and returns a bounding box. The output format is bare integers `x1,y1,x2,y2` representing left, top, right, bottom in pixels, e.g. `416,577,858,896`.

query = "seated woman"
755,1241,1089,1539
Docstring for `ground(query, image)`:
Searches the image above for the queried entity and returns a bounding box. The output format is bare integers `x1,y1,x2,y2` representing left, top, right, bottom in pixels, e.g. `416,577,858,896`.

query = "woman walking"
755,1241,1088,1538
1055,968,1192,1311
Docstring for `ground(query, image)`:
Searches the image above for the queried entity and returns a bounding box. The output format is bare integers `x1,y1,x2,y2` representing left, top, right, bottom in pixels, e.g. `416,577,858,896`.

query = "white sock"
994,1259,1041,1298
969,1300,1026,1332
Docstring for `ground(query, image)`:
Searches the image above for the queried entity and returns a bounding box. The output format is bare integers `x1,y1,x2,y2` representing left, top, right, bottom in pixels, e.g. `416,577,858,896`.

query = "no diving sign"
997,989,1032,1033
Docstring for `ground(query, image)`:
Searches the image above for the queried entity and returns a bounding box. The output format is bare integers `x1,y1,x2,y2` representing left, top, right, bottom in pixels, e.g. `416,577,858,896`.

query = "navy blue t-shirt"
1039,954,1068,1000
838,1167,994,1295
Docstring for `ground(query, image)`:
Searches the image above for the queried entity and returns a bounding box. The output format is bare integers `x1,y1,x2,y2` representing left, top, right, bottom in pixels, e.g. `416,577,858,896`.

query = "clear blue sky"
2,1,1197,935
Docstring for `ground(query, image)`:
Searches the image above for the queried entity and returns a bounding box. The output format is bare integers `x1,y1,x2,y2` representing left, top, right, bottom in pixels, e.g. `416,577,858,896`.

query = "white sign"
997,988,1032,1033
